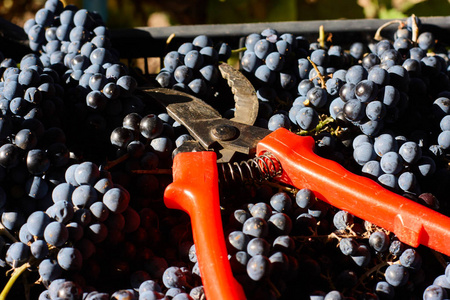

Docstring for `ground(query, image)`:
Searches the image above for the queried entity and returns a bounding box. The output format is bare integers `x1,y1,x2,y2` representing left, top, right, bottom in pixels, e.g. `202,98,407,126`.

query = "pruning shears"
142,63,450,300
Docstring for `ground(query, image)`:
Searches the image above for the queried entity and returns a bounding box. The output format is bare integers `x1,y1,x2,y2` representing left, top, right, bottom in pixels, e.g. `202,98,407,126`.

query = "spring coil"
218,152,282,188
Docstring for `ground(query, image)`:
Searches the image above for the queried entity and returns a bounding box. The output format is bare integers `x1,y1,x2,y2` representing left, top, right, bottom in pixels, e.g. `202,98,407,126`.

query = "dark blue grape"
89,202,109,222
56,24,72,41
378,173,398,190
269,192,292,213
362,53,380,70
44,221,68,247
366,101,385,121
240,51,261,73
86,222,108,243
268,113,290,131
374,281,395,299
415,156,436,177
368,231,390,252
69,26,88,43
333,210,353,231
355,79,378,102
19,223,34,244
350,244,371,267
249,202,272,221
374,133,397,157
162,266,187,289
385,264,409,287
6,242,30,268
329,97,345,120
295,188,315,209
438,131,450,149
74,162,100,186
345,65,367,84
326,78,343,96
399,248,422,269
184,50,203,70
193,35,212,48
242,217,268,238
254,65,275,84
339,238,358,256
151,137,173,159
57,247,83,271
265,52,284,71
398,172,416,192
423,285,447,300
417,32,435,51
50,200,74,223
163,51,182,73
39,258,62,283
72,184,98,208
245,33,262,52
324,291,344,300
296,107,319,130
307,87,328,108
279,70,297,89
353,142,376,166
1,210,25,231
188,78,207,95
27,211,51,237
30,239,49,259
343,99,365,122
246,254,270,281
310,49,328,67
246,237,270,257
268,212,292,236
102,187,130,213
380,151,403,174
398,141,422,164
362,160,383,178
254,39,272,60
174,65,193,84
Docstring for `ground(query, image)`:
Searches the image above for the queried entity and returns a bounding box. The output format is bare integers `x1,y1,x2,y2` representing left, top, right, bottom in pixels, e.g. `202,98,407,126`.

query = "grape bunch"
23,0,142,162
155,34,233,114
0,0,206,299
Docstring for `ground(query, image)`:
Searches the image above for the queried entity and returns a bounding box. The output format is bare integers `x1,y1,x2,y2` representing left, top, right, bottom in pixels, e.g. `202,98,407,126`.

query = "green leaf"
378,7,407,19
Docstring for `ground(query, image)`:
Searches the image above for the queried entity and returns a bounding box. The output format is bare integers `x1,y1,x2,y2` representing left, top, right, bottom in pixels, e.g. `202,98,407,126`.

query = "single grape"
384,264,409,287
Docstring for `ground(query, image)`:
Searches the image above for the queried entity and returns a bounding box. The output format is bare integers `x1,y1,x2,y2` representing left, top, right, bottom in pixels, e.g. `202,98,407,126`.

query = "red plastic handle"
164,151,246,300
257,128,450,256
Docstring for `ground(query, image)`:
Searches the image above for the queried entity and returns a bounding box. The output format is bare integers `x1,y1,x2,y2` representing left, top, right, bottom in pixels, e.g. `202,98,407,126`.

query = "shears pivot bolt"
210,124,238,141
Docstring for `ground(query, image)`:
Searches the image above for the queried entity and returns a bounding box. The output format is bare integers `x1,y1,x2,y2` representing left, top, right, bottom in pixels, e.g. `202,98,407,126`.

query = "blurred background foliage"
0,0,449,29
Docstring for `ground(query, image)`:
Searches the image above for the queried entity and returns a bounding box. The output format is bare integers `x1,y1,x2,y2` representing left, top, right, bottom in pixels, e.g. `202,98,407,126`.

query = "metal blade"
218,63,259,126
142,87,270,162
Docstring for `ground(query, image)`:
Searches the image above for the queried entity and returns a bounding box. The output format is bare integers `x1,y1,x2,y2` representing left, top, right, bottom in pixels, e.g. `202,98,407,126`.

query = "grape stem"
0,263,29,300
231,47,246,54
306,56,327,89
411,14,419,44
374,20,404,41
297,116,335,136
103,153,130,170
0,224,18,243
318,25,325,49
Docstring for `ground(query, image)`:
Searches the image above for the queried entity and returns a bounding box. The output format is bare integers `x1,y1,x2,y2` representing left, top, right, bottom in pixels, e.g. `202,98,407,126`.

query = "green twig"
231,47,247,54
0,224,18,243
0,263,29,300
